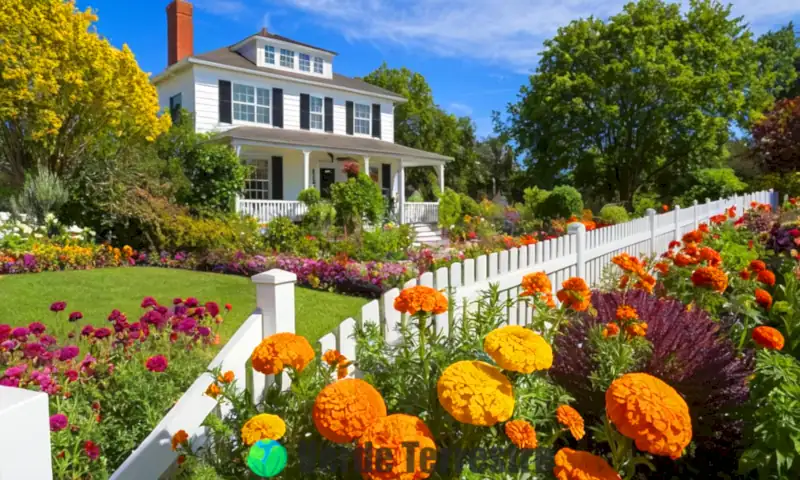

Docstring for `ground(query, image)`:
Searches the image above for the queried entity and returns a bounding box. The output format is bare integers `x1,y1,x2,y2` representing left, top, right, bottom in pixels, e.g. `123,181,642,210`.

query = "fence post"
252,269,297,391
769,188,777,211
647,208,656,255
692,200,699,229
673,205,682,242
567,222,586,279
0,387,53,480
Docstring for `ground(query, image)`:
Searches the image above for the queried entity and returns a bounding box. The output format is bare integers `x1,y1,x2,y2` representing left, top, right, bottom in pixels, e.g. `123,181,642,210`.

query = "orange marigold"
171,429,188,451
357,414,436,480
313,378,387,443
393,285,448,315
323,349,345,366
710,214,727,225
699,223,710,233
655,262,670,274
605,373,692,459
217,371,235,384
673,252,699,267
757,270,776,287
625,322,648,338
505,419,538,449
615,305,639,322
699,247,722,267
553,448,620,480
602,322,620,338
749,260,767,273
690,266,728,293
740,270,751,280
205,383,221,399
752,326,784,350
484,325,553,373
755,288,773,310
557,277,592,311
633,274,656,294
611,253,644,274
682,230,704,245
556,405,585,440
250,332,315,375
520,272,555,307
241,414,286,446
437,360,514,426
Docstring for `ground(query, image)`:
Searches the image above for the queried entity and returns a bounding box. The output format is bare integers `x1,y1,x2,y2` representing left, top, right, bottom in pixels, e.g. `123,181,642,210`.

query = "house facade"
153,0,448,225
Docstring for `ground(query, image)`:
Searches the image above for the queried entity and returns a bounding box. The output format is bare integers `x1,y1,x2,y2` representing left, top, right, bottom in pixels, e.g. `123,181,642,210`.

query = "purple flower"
175,318,197,333
1,340,17,351
23,342,46,359
155,305,168,315
40,334,57,347
175,251,187,262
93,328,112,339
197,326,211,337
172,297,183,305
28,322,46,336
68,311,83,322
50,414,68,432
141,310,166,329
108,309,122,321
193,307,206,318
58,346,80,362
184,297,199,308
80,354,96,370
81,325,95,337
0,324,10,342
174,305,187,316
50,301,67,312
4,364,27,378
23,253,36,269
11,327,29,341
141,296,158,308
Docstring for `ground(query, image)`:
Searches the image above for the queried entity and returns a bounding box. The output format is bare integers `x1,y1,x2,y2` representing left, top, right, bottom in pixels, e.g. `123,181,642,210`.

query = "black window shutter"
324,97,334,133
345,101,354,135
299,94,310,130
372,103,381,139
271,156,283,200
272,88,283,127
218,81,232,124
381,164,391,194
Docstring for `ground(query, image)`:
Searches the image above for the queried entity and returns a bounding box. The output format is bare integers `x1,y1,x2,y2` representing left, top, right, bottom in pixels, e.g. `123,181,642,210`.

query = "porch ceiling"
216,126,452,165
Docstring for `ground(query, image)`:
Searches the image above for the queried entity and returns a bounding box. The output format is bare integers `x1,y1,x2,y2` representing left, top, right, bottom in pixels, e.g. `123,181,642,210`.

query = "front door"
320,168,336,198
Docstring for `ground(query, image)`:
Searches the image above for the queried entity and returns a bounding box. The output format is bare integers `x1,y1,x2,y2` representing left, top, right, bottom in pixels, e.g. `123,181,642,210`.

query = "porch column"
438,163,445,194
363,156,370,178
302,150,311,190
399,159,406,224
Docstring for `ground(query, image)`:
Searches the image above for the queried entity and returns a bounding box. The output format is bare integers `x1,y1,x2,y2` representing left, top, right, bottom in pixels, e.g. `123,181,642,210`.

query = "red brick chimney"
167,0,193,66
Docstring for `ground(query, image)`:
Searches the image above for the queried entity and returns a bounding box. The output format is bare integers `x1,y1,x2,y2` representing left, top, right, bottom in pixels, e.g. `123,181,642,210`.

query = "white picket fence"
109,190,777,479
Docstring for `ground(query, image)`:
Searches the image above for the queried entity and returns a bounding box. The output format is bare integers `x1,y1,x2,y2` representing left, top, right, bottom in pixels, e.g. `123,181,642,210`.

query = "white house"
153,0,449,225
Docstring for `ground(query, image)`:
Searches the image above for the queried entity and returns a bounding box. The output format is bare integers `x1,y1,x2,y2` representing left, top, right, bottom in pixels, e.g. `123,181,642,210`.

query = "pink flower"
50,414,68,432
93,328,112,340
81,325,95,337
58,346,80,362
68,311,83,322
0,377,20,387
172,297,183,305
50,301,67,312
11,327,29,341
184,297,199,308
28,322,46,336
205,302,220,317
4,364,27,378
64,369,79,382
0,324,10,341
145,355,168,372
40,334,57,347
141,296,158,308
23,342,46,359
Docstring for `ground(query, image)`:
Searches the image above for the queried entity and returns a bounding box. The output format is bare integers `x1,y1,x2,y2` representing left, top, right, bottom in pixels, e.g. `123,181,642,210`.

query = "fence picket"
383,289,401,344
488,252,499,279
435,267,450,335
499,250,509,275
463,259,475,287
362,300,380,329
476,255,488,282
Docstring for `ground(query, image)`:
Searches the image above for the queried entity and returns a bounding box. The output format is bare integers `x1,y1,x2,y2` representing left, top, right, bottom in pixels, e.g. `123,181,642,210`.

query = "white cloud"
267,0,800,72
448,102,474,116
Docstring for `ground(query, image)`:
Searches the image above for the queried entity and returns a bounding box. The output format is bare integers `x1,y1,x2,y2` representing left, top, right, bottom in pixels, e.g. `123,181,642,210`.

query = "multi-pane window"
169,93,182,123
245,159,269,200
313,56,323,74
264,45,275,64
233,84,270,124
280,48,295,68
310,96,323,130
299,53,311,72
354,103,371,135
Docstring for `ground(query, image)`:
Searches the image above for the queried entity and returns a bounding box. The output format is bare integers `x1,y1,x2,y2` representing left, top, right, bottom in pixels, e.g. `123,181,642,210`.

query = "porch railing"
237,200,307,223
404,202,439,224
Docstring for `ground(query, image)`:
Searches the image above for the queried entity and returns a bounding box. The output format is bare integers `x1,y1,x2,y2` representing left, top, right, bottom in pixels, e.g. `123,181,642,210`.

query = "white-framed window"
354,103,371,135
280,48,295,68
245,158,270,200
264,45,275,64
233,83,270,124
310,96,323,130
299,53,311,72
313,56,323,74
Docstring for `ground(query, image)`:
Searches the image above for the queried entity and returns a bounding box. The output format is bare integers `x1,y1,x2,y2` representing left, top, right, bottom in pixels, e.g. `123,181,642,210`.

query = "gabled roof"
236,28,338,56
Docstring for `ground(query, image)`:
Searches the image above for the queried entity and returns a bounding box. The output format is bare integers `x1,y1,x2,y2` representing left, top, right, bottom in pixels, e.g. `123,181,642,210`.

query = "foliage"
537,185,583,219
598,204,630,225
632,191,660,217
752,96,800,174
750,172,800,198
360,225,414,262
0,0,170,187
298,187,321,206
500,0,793,205
330,174,384,234
407,191,424,203
675,168,748,206
9,169,68,225
459,193,480,217
264,217,300,253
437,188,462,229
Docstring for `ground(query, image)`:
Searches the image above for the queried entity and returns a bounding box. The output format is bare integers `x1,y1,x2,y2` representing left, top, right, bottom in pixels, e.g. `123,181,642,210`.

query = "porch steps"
411,223,445,246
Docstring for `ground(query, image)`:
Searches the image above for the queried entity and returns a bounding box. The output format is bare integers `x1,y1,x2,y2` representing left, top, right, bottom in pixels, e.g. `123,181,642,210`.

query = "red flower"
752,326,784,350
225,303,233,311
83,441,100,461
757,270,776,287
145,355,168,372
662,204,669,212
50,301,67,312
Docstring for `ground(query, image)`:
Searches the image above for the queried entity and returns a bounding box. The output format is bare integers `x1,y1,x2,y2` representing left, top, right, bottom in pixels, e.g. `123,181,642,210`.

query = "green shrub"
459,194,480,217
632,191,660,217
599,204,630,224
298,187,321,206
331,173,385,234
407,191,425,202
10,170,68,225
438,188,462,229
677,168,747,205
522,186,550,219
537,185,583,219
160,214,263,253
302,201,336,234
264,216,300,253
361,224,414,261
751,172,800,198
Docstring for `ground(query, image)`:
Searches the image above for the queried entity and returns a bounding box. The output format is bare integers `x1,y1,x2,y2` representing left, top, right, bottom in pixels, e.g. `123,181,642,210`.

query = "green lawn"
0,267,366,343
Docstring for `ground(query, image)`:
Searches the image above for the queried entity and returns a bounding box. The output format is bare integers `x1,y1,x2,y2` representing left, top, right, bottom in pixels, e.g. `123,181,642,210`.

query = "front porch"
219,126,451,225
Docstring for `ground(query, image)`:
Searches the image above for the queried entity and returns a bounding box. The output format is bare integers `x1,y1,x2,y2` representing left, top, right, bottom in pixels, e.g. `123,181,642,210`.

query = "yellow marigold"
556,405,585,440
217,371,235,384
171,429,188,451
602,323,620,338
556,277,592,311
205,382,221,399
357,414,436,480
615,305,638,322
393,285,448,315
437,360,514,426
605,373,692,459
483,325,553,373
250,332,315,375
690,266,728,293
313,378,387,443
505,419,538,449
553,448,621,480
241,414,286,446
625,322,648,338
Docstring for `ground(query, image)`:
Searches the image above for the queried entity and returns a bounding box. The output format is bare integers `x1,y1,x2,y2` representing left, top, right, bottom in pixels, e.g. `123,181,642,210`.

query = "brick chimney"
167,0,193,66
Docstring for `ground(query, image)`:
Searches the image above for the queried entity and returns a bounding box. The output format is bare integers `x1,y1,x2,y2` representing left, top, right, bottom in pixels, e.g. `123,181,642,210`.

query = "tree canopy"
499,0,798,206
752,97,800,174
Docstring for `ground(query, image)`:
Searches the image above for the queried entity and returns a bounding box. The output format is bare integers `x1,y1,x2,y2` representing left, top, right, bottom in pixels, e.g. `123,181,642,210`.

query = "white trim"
231,81,271,125
153,58,408,103
264,45,275,65
279,48,295,69
230,35,337,58
309,95,324,131
230,139,450,164
354,102,371,136
313,56,323,74
299,53,311,72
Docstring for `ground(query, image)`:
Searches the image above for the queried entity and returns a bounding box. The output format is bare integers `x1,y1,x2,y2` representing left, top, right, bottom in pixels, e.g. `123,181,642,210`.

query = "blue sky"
79,1,799,137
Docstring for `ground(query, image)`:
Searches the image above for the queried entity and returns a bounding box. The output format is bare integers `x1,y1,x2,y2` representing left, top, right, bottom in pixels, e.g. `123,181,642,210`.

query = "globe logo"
247,439,287,477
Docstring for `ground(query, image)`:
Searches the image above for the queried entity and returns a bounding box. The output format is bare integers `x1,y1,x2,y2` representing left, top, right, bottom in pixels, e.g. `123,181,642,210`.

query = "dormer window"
354,103,371,135
280,48,295,68
313,56,323,74
299,53,311,72
264,45,275,64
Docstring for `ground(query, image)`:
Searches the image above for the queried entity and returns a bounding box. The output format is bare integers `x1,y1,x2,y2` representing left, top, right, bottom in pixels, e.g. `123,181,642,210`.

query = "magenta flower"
58,346,80,362
68,311,83,322
28,322,46,336
141,296,158,308
50,414,68,432
50,301,67,312
193,307,206,318
1,340,17,351
175,318,197,333
81,325,95,337
40,334,57,347
205,302,220,317
145,355,168,372
93,328,112,340
83,441,100,461
4,364,26,378
0,377,20,387
64,369,78,382
184,297,199,308
172,297,183,305
23,342,45,359
108,309,122,321
0,324,10,341
198,326,211,337
11,327,29,341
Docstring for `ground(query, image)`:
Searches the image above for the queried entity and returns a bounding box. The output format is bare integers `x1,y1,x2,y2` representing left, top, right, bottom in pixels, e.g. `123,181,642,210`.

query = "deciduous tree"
752,97,800,173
